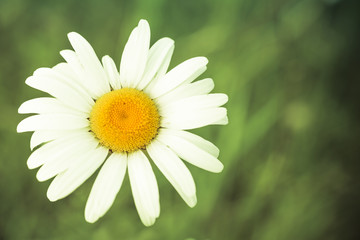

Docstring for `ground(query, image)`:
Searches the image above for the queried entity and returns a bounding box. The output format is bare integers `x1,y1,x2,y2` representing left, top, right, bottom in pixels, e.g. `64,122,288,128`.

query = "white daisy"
17,19,228,226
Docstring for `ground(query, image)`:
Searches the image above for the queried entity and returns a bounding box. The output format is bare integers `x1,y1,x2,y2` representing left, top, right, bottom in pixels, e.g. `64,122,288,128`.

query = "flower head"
17,19,228,226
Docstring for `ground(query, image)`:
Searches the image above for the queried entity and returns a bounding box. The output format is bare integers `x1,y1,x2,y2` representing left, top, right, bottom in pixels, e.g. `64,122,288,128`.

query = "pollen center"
90,88,160,153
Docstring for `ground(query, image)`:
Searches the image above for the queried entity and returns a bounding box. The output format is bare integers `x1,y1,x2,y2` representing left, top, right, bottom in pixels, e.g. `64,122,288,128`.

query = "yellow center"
90,88,160,153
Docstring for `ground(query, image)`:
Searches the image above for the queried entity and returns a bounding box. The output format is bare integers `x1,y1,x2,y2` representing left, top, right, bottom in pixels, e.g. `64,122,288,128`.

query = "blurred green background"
1,0,359,239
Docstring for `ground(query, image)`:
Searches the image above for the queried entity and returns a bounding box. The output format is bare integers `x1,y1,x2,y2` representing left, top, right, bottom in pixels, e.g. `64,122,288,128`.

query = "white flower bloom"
17,19,228,226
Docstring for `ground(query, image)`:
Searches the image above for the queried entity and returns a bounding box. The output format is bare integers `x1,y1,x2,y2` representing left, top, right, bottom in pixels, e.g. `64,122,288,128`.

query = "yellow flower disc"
90,88,160,153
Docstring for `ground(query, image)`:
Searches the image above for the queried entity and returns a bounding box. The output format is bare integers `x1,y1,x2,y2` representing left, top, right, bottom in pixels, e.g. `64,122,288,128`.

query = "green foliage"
0,0,356,239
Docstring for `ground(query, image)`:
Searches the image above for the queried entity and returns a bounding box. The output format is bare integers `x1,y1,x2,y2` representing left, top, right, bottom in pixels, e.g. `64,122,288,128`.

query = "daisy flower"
17,19,228,226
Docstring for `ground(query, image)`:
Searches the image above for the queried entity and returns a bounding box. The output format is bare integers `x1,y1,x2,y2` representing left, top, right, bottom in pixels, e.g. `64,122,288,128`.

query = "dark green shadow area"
1,0,359,239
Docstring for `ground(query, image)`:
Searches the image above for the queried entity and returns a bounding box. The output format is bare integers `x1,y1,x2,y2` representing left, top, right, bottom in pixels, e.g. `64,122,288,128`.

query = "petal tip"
223,94,229,104
27,162,35,169
18,103,27,114
187,195,197,208
46,191,58,202
24,76,34,86
199,56,209,65
16,122,25,133
84,213,98,224
142,218,156,227
67,31,80,40
59,49,71,56
223,116,229,125
36,172,46,182
101,55,110,61
161,37,174,45
139,19,150,27
214,162,224,173
138,19,151,38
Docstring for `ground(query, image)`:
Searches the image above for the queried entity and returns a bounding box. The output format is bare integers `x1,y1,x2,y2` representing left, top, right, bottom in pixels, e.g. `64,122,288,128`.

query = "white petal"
146,57,208,99
159,93,228,115
67,32,110,98
30,129,84,151
120,20,150,88
159,129,219,157
17,114,89,133
60,50,97,97
157,133,224,173
147,140,197,207
59,50,83,77
128,150,160,226
27,130,91,169
212,115,229,125
137,37,174,90
85,152,127,223
155,78,214,105
33,67,95,109
52,62,78,83
102,55,121,90
161,107,228,130
36,134,99,182
52,62,98,100
18,97,87,117
47,146,108,202
25,75,93,113
51,63,95,100
143,39,174,94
